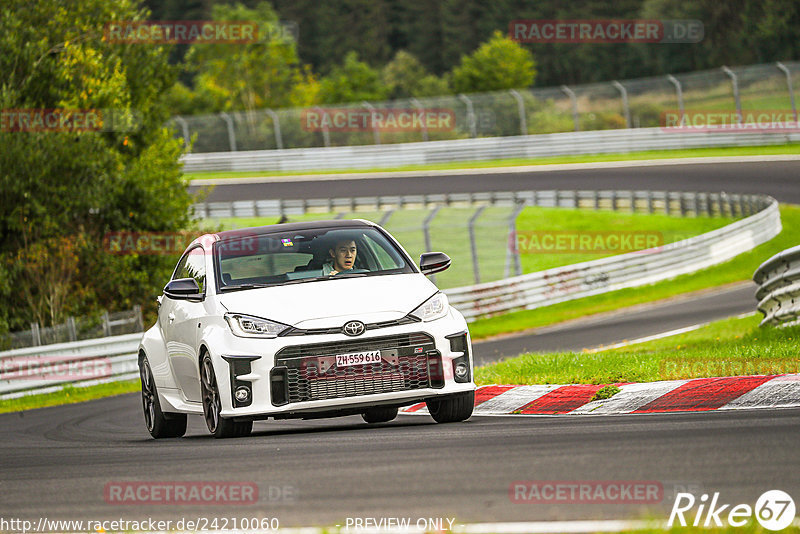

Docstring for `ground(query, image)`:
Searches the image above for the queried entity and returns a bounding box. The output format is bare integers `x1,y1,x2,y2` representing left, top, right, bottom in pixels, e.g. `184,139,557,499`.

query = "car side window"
173,247,206,293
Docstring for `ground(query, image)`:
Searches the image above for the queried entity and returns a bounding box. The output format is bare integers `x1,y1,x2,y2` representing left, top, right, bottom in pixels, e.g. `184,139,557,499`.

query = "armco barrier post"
560,85,580,131
362,101,381,145
776,62,798,122
721,66,742,124
265,109,283,149
219,112,237,152
173,116,191,151
458,94,477,138
612,81,631,129
504,202,526,279
667,74,685,125
468,206,486,284
410,98,429,142
509,89,527,135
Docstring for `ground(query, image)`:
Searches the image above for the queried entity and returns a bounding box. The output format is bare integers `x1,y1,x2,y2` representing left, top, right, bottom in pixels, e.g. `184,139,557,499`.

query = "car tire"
426,391,474,423
140,356,187,439
200,353,252,439
361,406,398,424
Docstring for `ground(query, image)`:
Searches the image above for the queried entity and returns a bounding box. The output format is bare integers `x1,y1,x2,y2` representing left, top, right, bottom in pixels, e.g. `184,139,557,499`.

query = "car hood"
217,273,439,327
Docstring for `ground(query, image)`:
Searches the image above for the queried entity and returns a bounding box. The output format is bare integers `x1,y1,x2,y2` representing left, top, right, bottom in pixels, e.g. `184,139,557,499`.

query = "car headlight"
409,292,449,322
225,313,289,338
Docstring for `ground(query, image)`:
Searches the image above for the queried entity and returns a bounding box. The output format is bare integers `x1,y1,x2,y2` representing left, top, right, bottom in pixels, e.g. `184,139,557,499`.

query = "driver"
322,238,357,276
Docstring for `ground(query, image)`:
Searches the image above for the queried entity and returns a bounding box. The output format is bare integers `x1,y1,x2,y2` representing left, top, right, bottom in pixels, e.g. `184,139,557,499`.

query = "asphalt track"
1,161,797,529
189,160,800,204
1,396,798,526
473,282,757,365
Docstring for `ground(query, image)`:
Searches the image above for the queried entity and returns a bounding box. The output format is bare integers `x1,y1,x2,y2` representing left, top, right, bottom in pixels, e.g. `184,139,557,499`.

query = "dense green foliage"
0,0,194,332
149,0,800,89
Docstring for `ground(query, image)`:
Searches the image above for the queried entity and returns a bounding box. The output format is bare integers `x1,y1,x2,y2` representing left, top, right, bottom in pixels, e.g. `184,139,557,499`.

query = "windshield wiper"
220,283,274,292
281,273,368,285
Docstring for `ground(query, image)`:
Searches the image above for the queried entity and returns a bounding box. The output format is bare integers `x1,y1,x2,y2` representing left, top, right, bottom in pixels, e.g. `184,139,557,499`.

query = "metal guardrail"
0,190,781,398
0,334,141,399
754,245,800,327
193,189,768,220
181,127,800,173
445,193,780,320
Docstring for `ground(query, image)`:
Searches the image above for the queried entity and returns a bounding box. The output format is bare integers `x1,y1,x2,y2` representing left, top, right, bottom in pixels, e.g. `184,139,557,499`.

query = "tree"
181,2,318,113
382,51,449,99
449,31,537,93
0,0,193,331
318,52,388,104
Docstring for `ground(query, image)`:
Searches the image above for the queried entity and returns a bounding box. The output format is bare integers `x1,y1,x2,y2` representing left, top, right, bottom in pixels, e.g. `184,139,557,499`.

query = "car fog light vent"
235,386,251,403
454,362,469,380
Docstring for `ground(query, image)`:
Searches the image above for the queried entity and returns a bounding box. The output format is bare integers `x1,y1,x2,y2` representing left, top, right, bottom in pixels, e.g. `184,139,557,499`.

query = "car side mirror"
420,252,451,276
164,278,202,300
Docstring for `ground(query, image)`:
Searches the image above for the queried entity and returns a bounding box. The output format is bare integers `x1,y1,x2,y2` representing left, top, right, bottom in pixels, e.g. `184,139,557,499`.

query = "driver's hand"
329,270,338,276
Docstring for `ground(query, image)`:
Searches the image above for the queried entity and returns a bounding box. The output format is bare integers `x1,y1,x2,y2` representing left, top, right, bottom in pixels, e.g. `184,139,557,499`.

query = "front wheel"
200,354,252,438
140,357,187,438
426,391,474,423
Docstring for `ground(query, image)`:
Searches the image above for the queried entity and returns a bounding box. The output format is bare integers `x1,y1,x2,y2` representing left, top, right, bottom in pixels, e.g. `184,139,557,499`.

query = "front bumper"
214,310,475,418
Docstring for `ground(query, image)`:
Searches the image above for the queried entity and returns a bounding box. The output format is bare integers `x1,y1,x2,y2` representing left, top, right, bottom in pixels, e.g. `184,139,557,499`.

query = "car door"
163,246,207,402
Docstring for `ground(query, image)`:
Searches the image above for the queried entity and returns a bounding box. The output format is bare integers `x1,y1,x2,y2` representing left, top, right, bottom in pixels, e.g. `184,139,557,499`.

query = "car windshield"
214,226,414,290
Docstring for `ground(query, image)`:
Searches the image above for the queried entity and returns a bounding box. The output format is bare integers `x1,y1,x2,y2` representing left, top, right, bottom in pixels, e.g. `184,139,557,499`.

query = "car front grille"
272,332,442,404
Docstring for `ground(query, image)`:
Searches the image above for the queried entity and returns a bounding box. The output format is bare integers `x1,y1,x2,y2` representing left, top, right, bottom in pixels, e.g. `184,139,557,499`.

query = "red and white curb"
401,374,800,416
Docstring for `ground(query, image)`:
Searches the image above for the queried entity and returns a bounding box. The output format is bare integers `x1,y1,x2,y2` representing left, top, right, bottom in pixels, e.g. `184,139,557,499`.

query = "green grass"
185,143,800,180
0,380,140,414
474,314,800,386
468,204,800,340
515,207,734,273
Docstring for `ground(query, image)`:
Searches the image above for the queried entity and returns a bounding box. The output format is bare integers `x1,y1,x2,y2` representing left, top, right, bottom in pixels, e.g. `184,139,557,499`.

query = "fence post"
468,206,486,284
173,116,191,151
776,62,798,122
509,89,527,135
423,206,442,284
265,109,283,149
410,98,429,142
219,112,237,151
612,81,631,128
102,311,111,337
458,94,477,138
378,209,394,227
30,322,41,346
133,305,144,332
313,107,331,147
67,317,77,342
667,74,685,126
560,85,580,131
721,66,742,124
505,202,526,278
362,101,381,145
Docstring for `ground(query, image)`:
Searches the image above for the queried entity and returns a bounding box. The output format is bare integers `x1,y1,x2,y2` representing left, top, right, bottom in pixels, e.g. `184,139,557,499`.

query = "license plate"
336,350,382,367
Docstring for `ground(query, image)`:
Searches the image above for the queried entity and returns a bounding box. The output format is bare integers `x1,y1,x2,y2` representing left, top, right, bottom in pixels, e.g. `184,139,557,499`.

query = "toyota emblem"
343,320,366,336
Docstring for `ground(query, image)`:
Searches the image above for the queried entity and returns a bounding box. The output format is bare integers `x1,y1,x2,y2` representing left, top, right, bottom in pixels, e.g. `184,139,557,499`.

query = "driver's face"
330,240,357,272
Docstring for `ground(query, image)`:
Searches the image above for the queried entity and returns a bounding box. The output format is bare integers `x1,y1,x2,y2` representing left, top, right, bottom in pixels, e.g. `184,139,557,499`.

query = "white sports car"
138,219,476,438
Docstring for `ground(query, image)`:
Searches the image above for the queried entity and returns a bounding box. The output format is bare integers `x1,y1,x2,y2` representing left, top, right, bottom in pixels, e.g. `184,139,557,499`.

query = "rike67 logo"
669,490,795,531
